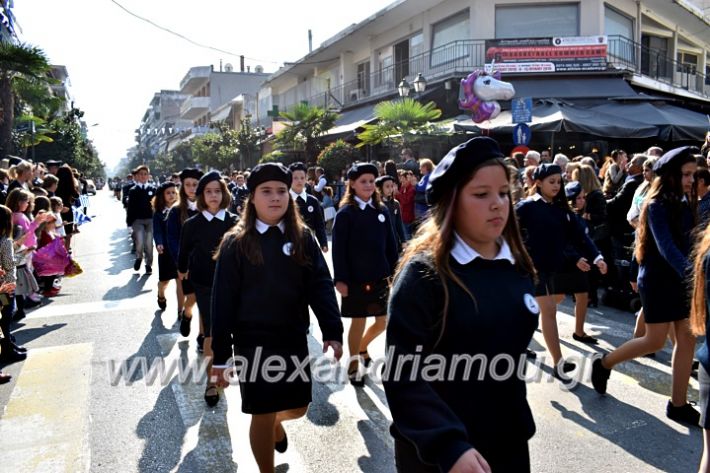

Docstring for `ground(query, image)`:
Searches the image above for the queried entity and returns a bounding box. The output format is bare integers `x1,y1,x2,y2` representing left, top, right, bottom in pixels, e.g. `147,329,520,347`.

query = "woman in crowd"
516,164,606,381
152,181,179,312
397,170,415,239
592,146,700,426
413,159,434,223
210,163,342,472
384,137,538,472
55,165,80,251
332,162,398,386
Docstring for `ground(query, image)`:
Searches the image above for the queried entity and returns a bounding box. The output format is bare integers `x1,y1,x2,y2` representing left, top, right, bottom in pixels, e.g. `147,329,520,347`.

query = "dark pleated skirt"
340,278,389,318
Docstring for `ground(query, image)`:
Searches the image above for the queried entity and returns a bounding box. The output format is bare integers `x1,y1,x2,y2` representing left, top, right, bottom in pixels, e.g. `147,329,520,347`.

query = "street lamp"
398,78,411,98
413,73,427,94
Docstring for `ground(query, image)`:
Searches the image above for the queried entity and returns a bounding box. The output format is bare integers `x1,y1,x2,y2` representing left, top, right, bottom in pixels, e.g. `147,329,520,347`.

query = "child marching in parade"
152,182,178,311
288,162,328,252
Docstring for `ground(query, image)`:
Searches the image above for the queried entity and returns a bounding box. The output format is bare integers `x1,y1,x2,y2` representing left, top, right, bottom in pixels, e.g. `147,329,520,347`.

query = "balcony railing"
602,35,708,96
276,36,708,113
180,96,210,119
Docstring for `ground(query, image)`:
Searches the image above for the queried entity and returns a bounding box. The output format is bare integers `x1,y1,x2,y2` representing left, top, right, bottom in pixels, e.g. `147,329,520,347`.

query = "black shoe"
591,357,611,395
275,431,288,453
573,333,599,345
359,350,371,367
180,315,191,337
693,360,700,371
666,401,700,426
0,348,27,363
525,348,537,359
177,309,184,322
553,361,576,383
145,265,152,275
12,310,25,321
204,385,219,407
196,334,204,353
11,341,27,353
133,259,142,271
348,369,365,387
644,352,656,358
157,296,167,311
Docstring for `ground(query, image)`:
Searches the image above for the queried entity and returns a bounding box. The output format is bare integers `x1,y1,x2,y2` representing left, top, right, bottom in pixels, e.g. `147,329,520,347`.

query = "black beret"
179,168,203,182
8,156,22,166
157,181,177,194
196,171,222,196
289,161,307,173
426,137,504,205
653,146,696,176
532,163,562,181
247,162,292,192
45,159,62,166
564,181,583,200
375,175,395,186
347,162,379,181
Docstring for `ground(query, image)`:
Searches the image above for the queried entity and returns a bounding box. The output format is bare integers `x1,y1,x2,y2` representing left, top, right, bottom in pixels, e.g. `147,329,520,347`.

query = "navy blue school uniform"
383,197,407,250
125,183,156,227
516,194,601,296
384,238,538,473
230,185,249,214
166,203,199,294
153,208,177,282
291,189,328,249
638,197,694,323
178,209,238,335
552,213,596,294
696,251,710,428
332,196,398,317
210,220,343,414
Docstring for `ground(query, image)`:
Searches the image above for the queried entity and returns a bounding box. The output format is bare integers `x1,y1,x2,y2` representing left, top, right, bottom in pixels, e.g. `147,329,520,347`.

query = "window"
376,52,393,88
431,10,470,67
357,61,370,95
605,6,633,40
495,4,579,39
677,51,698,74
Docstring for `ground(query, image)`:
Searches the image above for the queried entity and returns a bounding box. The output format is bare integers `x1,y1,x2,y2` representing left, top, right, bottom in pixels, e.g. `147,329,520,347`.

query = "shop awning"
589,101,709,141
324,105,377,138
509,77,638,99
454,99,658,138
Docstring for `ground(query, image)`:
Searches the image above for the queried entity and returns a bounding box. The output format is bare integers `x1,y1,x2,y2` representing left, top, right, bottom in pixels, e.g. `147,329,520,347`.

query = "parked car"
86,179,97,195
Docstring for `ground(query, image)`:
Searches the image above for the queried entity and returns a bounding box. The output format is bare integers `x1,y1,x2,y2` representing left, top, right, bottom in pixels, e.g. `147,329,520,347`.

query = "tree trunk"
0,74,14,159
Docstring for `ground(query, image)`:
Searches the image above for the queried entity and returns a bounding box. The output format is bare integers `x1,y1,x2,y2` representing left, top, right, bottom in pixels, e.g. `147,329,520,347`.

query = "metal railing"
607,34,709,96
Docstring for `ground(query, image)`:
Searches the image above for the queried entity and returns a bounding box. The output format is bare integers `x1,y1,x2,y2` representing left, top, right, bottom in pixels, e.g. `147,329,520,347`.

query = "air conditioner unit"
349,89,361,102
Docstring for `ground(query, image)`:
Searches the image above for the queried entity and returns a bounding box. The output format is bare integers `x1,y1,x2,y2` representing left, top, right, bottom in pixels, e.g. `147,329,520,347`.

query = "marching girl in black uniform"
152,182,178,311
592,146,700,425
210,163,343,472
177,172,237,406
384,137,539,473
375,175,407,251
332,163,398,386
288,162,328,252
516,164,607,380
166,168,201,332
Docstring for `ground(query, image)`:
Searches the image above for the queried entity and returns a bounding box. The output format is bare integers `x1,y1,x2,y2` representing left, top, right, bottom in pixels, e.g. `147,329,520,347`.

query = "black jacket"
606,174,643,237
125,184,156,226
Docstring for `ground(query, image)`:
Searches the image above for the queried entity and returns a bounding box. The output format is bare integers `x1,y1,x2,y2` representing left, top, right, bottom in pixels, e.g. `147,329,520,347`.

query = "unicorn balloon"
459,69,515,123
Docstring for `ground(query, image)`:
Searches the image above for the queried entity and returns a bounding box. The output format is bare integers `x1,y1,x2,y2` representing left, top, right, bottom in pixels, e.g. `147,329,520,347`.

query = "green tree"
0,42,52,158
317,140,359,180
235,118,261,170
356,98,442,148
12,114,54,159
276,103,339,164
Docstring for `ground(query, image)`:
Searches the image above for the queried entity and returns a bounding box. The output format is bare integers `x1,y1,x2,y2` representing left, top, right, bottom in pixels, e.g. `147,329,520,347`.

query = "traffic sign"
511,97,533,124
513,123,531,145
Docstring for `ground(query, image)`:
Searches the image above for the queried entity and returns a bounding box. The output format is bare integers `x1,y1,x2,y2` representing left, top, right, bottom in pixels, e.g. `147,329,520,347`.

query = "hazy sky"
13,0,393,171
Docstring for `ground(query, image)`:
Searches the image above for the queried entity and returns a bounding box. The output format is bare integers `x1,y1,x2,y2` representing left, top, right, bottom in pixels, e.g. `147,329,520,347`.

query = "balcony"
288,36,708,112
180,96,210,120
179,66,211,95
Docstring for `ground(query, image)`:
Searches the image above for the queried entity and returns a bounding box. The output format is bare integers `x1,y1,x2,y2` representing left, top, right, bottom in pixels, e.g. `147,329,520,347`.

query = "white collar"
202,209,226,221
530,193,551,203
187,200,197,211
451,232,515,265
135,182,146,189
354,195,375,210
255,219,286,234
290,189,308,201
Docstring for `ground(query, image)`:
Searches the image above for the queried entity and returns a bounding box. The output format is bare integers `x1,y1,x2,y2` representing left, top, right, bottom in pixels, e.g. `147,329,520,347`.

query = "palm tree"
0,42,52,158
356,98,442,148
277,103,339,164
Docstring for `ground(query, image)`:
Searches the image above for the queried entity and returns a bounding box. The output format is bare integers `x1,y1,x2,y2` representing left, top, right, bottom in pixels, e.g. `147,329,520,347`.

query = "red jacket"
397,184,415,224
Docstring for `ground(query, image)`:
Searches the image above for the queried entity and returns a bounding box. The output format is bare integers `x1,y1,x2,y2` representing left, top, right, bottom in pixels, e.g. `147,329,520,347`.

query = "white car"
86,179,97,195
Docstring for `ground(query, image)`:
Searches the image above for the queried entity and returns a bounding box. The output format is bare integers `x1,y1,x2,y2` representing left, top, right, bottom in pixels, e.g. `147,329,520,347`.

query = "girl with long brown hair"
165,168,201,330
152,182,178,312
210,163,342,472
592,146,700,426
332,162,398,386
384,137,538,473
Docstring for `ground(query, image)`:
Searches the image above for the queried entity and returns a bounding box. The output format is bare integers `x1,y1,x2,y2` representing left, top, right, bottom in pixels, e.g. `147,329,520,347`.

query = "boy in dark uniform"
289,162,328,252
126,165,155,274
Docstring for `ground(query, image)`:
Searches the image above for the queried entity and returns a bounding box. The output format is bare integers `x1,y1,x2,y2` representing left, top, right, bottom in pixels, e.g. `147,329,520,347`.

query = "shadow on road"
103,274,151,301
555,384,701,472
12,323,67,346
106,227,134,276
355,387,395,473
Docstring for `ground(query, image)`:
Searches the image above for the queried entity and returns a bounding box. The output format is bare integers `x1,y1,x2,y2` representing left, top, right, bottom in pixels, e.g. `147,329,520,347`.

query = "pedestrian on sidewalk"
152,181,178,312
592,146,700,426
165,168,202,324
384,137,538,473
177,172,237,406
0,205,20,370
210,163,343,472
332,162,398,387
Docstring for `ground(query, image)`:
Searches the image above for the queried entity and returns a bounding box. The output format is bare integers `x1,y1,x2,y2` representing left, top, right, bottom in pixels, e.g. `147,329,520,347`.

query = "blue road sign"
513,123,532,145
511,97,533,124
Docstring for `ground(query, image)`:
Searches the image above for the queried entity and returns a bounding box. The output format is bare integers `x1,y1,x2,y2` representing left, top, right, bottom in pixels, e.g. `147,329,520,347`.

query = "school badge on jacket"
378,214,385,223
524,294,540,314
282,242,294,256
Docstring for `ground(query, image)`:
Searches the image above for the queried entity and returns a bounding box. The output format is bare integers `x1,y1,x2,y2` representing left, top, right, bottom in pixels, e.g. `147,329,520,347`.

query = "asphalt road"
0,189,702,473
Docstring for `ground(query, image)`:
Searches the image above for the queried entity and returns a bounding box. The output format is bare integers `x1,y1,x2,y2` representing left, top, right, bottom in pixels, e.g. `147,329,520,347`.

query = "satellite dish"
255,65,264,73
225,63,234,72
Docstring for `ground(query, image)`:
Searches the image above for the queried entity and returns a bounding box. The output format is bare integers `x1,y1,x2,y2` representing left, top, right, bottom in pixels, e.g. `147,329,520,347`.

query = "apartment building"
135,90,192,155
255,0,710,147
